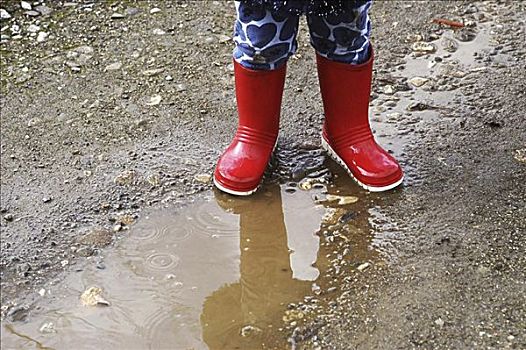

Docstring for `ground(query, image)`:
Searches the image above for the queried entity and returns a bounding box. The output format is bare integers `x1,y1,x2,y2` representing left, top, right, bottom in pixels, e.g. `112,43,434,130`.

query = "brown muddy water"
2,176,382,350
1,23,498,350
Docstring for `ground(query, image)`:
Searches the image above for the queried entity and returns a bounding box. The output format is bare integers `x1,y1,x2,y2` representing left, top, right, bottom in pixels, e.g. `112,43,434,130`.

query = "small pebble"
357,262,370,271
111,13,125,19
21,1,32,10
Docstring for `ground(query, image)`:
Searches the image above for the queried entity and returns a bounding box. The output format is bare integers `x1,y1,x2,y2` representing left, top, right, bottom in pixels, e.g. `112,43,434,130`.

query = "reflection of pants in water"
234,0,372,70
201,186,309,349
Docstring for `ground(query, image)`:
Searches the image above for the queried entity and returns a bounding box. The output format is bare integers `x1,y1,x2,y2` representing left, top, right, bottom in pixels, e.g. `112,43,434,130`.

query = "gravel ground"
1,0,525,349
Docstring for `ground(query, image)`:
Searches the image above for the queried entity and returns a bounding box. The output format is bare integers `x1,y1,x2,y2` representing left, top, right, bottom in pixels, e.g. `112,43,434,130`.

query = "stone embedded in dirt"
24,10,40,17
146,173,160,186
81,286,110,306
35,5,53,16
434,318,445,327
3,213,14,221
153,28,166,35
513,148,526,163
175,83,187,92
150,7,161,14
357,262,370,271
408,77,429,87
21,1,32,10
217,34,231,43
73,45,94,55
407,101,435,111
27,24,40,33
194,174,211,184
411,41,437,53
126,7,141,16
77,228,113,247
111,13,125,19
383,85,395,94
146,95,162,106
105,62,122,71
114,169,136,185
42,196,52,203
451,70,467,78
36,32,48,42
142,68,165,77
0,9,11,20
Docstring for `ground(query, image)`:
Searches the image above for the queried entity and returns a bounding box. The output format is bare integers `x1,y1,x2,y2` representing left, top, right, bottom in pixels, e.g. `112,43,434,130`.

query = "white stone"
0,9,11,20
27,24,40,33
383,85,395,94
21,1,32,10
357,262,370,271
146,95,162,106
105,62,122,71
411,41,437,53
408,77,429,87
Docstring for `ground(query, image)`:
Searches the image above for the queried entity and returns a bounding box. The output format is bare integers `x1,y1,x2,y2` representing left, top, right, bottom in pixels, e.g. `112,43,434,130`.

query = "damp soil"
1,0,525,349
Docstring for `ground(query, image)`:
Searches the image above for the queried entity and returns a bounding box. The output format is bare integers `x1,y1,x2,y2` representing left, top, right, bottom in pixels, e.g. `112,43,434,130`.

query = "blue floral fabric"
234,0,372,70
240,0,370,16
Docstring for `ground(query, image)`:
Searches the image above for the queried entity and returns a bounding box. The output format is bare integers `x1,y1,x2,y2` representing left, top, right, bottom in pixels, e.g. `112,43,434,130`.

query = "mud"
1,0,525,349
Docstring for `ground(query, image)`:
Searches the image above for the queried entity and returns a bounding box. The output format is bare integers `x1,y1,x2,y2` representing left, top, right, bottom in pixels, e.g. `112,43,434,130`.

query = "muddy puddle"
1,21,501,350
370,22,510,159
2,171,385,350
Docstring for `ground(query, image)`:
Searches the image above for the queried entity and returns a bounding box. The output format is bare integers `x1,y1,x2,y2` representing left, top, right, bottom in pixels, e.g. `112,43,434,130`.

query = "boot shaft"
316,49,374,137
234,61,287,132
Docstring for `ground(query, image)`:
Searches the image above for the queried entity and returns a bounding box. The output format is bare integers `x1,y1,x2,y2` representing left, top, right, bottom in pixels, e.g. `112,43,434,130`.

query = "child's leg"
307,0,372,64
233,1,300,70
308,1,404,192
213,2,299,196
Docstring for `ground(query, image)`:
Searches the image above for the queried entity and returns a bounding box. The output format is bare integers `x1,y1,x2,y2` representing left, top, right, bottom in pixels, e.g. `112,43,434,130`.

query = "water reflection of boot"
201,185,310,349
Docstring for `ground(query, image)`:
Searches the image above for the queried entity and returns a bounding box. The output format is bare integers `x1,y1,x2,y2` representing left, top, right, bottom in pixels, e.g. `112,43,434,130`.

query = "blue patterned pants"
233,1,372,70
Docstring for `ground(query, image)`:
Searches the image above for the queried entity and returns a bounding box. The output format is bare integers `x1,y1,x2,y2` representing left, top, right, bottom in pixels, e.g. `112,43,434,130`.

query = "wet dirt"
1,0,525,349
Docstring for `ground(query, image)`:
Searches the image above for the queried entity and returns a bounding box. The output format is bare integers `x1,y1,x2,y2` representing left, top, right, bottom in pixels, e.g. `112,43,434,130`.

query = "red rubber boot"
316,49,403,192
213,61,286,196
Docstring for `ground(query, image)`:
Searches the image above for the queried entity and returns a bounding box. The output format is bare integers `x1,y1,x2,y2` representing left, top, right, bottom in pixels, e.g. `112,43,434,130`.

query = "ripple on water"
138,307,201,350
185,202,238,238
131,216,191,242
145,252,180,272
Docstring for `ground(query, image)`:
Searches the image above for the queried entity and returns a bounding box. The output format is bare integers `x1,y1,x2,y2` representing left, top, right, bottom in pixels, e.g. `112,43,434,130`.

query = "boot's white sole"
321,136,403,192
213,177,258,196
